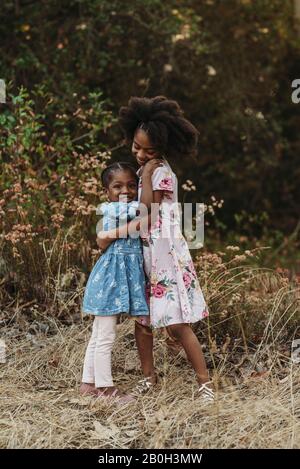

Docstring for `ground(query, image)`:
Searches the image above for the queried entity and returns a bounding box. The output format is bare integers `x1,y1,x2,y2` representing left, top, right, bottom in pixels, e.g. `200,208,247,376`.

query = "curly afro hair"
118,96,199,159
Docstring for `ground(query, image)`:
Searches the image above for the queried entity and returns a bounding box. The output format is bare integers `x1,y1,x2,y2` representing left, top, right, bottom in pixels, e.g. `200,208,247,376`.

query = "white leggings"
82,315,117,388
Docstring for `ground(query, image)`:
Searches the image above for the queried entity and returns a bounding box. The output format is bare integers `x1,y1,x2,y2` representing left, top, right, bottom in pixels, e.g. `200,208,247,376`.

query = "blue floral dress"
82,201,149,317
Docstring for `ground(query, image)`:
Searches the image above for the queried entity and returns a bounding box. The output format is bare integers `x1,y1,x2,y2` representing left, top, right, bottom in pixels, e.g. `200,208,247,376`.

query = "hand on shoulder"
142,159,164,178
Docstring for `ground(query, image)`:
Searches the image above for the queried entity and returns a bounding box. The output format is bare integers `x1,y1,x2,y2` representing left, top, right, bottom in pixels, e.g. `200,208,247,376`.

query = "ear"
103,187,109,200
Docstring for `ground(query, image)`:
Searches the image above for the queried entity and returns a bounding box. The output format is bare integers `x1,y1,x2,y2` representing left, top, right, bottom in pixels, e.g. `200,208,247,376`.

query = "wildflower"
233,254,247,262
164,64,173,73
13,183,22,193
207,65,217,76
226,245,240,251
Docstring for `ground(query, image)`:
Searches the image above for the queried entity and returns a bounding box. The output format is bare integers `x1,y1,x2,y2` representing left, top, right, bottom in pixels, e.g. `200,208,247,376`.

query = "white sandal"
198,381,215,403
133,376,156,395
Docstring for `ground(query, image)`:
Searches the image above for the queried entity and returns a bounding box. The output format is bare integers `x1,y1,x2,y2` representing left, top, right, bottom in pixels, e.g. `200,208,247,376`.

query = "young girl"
80,162,154,404
100,96,214,402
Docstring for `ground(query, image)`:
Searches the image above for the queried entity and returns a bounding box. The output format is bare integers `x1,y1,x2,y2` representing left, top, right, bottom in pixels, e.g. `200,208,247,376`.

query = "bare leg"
134,321,156,384
165,326,184,356
166,323,210,385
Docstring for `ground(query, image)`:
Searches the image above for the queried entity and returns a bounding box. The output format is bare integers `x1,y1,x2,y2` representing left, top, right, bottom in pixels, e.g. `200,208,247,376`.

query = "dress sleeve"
98,202,108,217
127,201,139,220
95,202,108,232
99,202,117,230
151,166,173,192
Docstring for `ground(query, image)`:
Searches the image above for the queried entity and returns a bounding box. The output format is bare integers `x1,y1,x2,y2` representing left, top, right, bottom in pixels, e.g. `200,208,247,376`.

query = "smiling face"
131,128,161,166
105,169,138,202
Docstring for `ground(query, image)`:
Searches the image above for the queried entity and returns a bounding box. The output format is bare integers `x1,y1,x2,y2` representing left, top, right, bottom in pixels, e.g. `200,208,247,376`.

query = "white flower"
258,27,269,34
164,64,173,73
172,34,185,43
76,23,87,31
207,65,217,76
256,111,264,120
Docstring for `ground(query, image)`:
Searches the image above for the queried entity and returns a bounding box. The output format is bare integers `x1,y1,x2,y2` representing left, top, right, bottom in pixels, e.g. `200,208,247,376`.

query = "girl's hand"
96,232,112,251
142,159,163,179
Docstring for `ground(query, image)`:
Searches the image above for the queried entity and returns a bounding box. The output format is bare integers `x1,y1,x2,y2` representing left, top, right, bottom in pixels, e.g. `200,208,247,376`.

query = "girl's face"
132,129,161,166
105,170,137,202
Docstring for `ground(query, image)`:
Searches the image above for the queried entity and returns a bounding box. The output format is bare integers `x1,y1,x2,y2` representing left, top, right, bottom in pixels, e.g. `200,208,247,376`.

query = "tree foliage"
0,0,299,237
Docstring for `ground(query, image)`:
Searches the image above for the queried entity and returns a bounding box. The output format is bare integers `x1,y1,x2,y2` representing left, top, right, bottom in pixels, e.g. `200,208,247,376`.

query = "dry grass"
0,316,299,449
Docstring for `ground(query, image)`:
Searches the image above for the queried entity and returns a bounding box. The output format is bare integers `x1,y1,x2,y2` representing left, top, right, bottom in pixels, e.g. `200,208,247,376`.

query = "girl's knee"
97,323,117,345
135,319,153,336
107,328,117,341
135,315,150,327
166,324,186,340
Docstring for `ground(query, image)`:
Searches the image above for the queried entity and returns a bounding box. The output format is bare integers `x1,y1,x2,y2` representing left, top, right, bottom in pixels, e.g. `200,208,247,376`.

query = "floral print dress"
137,160,209,328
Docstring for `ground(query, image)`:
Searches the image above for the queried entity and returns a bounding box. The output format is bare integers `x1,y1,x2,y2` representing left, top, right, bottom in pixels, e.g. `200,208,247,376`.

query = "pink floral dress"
137,160,209,328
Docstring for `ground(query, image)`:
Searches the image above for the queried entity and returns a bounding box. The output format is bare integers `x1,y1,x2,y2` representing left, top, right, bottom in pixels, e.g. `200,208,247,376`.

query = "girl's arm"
96,218,138,250
141,175,164,206
96,216,148,251
140,160,164,209
140,175,164,234
140,172,154,209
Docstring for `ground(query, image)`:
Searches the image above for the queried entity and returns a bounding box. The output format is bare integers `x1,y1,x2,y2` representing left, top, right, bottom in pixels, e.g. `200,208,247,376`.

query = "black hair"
101,161,138,188
118,96,199,159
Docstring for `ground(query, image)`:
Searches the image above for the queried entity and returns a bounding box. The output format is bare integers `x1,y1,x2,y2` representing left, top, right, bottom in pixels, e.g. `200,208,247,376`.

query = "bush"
0,87,113,309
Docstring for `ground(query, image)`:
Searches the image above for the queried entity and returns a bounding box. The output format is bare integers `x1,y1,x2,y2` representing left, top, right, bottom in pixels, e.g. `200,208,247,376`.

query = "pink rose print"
202,310,209,318
159,177,172,191
152,283,166,298
188,261,197,277
153,215,162,229
183,272,192,289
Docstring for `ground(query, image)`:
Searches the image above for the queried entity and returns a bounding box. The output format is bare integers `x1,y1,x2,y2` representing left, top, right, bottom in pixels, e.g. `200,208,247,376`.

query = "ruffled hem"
82,308,149,316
